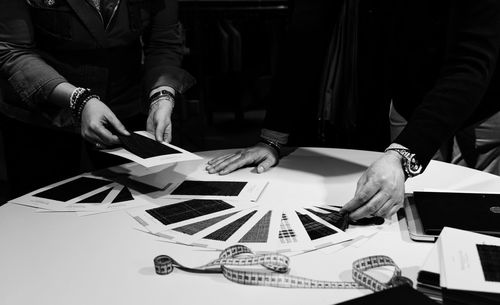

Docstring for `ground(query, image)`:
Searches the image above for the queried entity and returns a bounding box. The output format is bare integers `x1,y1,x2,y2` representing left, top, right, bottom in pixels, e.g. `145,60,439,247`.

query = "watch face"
407,156,423,176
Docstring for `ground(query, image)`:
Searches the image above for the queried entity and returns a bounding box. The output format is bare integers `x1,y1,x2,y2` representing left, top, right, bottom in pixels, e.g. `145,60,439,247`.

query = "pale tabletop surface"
1,147,500,305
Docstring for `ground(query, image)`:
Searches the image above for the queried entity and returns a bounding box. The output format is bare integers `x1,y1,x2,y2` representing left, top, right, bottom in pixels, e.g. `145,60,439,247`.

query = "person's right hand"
80,98,130,148
206,143,279,175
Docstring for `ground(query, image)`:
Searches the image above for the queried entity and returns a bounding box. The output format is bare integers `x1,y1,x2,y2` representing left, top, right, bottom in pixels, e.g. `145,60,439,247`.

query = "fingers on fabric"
81,121,111,146
342,153,406,220
348,191,392,220
341,174,373,214
81,99,128,146
344,176,404,220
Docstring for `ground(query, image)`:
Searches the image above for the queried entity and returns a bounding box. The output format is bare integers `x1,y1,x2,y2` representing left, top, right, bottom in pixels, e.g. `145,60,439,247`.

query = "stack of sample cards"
102,131,202,167
129,200,353,253
9,174,149,215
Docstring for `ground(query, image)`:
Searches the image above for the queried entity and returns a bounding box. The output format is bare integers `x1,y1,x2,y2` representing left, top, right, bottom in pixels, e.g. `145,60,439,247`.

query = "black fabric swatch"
204,210,257,241
350,216,385,226
477,244,500,282
306,208,350,231
118,133,181,159
112,187,134,203
171,181,247,196
296,211,337,240
33,177,111,202
76,187,113,203
146,199,233,226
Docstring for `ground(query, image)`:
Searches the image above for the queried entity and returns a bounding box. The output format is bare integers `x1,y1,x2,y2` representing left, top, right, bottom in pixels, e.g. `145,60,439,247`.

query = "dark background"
0,0,442,201
169,0,393,152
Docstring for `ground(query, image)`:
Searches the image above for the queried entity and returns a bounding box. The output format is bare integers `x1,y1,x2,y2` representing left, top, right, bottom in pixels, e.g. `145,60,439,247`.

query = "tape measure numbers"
154,245,412,291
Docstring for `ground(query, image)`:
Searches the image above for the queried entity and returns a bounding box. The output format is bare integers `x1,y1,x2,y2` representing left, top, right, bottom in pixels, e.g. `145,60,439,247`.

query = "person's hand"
80,98,130,147
206,143,279,175
341,151,406,220
147,99,174,142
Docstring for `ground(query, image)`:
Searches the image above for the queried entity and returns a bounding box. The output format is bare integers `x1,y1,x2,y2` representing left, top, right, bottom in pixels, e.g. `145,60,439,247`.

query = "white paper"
439,227,500,293
421,241,440,275
101,131,202,167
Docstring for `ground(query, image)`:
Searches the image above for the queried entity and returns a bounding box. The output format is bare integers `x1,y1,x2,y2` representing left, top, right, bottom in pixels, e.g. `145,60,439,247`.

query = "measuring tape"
154,245,412,291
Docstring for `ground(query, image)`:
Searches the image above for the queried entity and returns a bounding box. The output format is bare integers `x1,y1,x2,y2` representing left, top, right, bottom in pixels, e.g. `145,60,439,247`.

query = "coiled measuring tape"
154,245,412,291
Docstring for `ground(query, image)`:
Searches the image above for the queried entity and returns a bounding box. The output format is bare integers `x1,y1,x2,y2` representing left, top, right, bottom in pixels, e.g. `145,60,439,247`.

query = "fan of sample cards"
129,200,354,253
9,174,149,215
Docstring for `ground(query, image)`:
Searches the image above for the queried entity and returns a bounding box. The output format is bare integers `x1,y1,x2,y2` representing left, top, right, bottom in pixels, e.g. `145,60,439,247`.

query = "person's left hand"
341,151,406,220
147,99,174,142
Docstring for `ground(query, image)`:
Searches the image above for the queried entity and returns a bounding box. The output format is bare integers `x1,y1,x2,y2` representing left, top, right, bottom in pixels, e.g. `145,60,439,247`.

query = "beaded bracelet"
69,87,99,124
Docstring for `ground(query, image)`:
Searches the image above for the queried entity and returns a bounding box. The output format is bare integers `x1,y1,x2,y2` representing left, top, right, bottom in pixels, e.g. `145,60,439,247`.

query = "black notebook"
335,286,438,305
405,191,500,242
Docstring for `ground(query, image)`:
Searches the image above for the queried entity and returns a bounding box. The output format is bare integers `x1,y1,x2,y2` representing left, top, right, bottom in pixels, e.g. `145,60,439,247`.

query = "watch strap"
384,144,423,179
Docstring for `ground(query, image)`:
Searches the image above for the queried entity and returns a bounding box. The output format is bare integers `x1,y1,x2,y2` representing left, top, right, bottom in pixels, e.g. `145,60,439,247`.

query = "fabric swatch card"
439,227,500,293
102,131,202,167
33,177,112,202
10,174,149,214
118,132,180,158
127,198,254,235
162,180,269,202
9,175,113,210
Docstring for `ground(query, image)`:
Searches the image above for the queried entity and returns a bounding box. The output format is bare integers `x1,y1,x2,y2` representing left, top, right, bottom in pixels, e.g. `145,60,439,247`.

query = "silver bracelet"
69,87,100,124
149,95,175,109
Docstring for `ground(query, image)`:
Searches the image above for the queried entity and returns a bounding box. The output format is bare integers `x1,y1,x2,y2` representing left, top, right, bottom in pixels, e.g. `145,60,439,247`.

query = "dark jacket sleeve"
0,1,66,107
142,0,195,94
394,0,500,168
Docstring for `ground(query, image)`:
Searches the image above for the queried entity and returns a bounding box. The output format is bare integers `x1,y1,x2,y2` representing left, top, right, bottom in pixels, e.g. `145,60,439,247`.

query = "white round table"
1,147,499,305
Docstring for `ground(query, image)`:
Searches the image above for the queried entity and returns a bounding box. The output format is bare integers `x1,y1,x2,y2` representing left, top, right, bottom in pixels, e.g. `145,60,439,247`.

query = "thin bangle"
259,137,282,157
149,96,175,109
150,90,175,105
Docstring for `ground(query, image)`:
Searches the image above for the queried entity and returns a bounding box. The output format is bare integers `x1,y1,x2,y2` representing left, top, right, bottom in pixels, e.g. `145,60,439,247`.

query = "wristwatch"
384,144,423,179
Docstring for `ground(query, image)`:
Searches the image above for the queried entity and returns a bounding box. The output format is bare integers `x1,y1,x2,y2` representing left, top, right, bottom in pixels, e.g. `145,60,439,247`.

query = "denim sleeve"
142,0,195,95
0,1,66,108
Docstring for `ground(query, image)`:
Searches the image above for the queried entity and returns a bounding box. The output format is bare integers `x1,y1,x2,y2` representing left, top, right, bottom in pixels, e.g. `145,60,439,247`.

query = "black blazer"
392,0,500,168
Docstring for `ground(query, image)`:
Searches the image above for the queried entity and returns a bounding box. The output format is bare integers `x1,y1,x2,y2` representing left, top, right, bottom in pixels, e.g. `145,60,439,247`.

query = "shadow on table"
93,166,188,199
276,147,368,177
